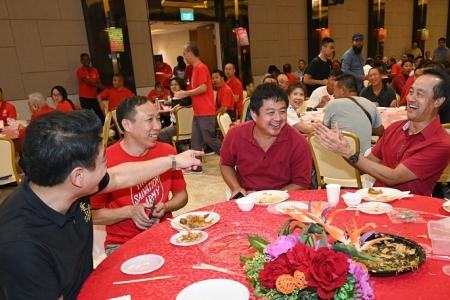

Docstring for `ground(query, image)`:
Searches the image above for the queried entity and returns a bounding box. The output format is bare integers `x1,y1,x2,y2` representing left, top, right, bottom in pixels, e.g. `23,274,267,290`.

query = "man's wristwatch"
347,152,360,165
168,155,176,171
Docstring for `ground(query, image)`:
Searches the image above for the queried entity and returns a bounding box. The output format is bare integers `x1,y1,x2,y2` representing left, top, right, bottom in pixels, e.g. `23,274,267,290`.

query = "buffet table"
78,190,450,299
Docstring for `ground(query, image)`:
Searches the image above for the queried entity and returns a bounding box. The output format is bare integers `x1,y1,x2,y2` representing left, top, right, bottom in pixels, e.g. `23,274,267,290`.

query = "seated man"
323,73,384,153
360,67,397,107
0,87,17,125
0,110,201,299
316,69,450,196
212,69,236,120
220,83,312,196
308,69,343,109
97,73,134,112
28,92,55,121
91,96,188,255
147,81,170,103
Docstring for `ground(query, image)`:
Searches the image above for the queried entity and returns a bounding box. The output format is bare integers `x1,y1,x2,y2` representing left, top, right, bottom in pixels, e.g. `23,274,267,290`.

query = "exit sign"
180,8,194,21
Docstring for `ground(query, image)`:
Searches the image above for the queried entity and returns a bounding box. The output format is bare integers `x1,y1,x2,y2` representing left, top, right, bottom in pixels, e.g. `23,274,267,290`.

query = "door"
189,24,217,71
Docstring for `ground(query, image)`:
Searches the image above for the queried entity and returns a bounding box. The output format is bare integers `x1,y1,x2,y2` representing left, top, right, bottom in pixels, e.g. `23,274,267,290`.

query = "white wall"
152,31,190,68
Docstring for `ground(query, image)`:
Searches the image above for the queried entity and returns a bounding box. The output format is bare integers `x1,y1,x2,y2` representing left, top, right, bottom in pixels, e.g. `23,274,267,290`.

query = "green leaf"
279,218,298,236
319,230,328,248
248,234,269,253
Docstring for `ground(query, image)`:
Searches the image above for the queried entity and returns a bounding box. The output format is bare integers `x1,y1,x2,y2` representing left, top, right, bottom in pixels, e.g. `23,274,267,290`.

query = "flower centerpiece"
241,209,387,300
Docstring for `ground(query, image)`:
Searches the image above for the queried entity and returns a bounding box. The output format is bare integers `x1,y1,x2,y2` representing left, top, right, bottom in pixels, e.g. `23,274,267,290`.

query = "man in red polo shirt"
97,74,134,112
212,69,235,120
224,63,244,118
220,83,312,197
155,56,172,89
316,68,450,196
174,42,222,172
77,53,103,121
28,92,55,122
0,88,17,125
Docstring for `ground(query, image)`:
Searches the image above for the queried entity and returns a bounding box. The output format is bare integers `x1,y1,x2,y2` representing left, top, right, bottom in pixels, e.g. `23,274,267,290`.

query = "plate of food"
170,230,208,246
274,201,309,215
355,187,404,202
443,201,450,213
247,190,289,206
120,254,164,275
170,211,220,231
358,232,426,276
357,202,393,215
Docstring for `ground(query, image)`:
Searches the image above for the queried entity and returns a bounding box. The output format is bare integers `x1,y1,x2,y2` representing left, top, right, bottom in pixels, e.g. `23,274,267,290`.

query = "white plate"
443,201,450,213
170,211,220,231
247,190,289,206
120,254,164,275
170,230,208,246
274,201,309,215
355,187,403,202
357,202,393,215
176,279,249,300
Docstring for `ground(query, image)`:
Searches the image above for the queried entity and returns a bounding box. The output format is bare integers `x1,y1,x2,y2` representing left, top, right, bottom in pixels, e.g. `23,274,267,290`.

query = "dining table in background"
78,190,450,300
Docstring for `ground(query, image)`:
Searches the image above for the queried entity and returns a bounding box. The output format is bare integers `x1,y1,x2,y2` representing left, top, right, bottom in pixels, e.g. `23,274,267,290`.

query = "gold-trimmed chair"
111,109,124,137
102,112,115,149
171,106,194,148
0,137,21,185
438,123,450,183
308,131,363,189
240,97,251,123
217,112,232,137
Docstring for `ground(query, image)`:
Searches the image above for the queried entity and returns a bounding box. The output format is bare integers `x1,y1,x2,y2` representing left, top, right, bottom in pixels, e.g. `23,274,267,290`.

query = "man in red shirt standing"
77,53,103,121
316,68,450,196
97,74,134,112
212,69,235,120
174,42,222,172
224,63,244,118
155,56,172,89
0,88,17,125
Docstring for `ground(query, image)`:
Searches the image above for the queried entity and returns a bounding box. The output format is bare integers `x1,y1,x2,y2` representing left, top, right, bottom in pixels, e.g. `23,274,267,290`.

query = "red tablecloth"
78,190,450,299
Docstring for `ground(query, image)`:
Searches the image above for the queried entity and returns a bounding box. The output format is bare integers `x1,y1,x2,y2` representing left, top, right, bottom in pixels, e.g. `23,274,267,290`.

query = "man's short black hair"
249,83,288,115
184,42,200,57
438,37,446,43
329,69,344,78
282,63,292,73
80,53,90,59
212,69,225,78
321,37,334,47
20,110,102,187
422,68,450,103
335,73,357,93
116,96,149,131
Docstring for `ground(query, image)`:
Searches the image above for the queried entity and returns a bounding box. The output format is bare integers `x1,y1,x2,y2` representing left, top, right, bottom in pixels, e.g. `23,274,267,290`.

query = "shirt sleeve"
220,127,237,167
196,65,209,85
372,108,383,128
287,107,300,126
323,105,332,127
308,89,321,108
98,89,109,100
304,59,317,76
289,136,312,188
341,51,352,72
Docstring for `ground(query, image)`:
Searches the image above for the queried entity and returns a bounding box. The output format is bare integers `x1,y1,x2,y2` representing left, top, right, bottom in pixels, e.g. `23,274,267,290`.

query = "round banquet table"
79,190,450,300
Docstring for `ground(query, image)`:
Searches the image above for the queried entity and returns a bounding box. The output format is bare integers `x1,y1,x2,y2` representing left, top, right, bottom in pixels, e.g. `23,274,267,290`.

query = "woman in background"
51,85,76,112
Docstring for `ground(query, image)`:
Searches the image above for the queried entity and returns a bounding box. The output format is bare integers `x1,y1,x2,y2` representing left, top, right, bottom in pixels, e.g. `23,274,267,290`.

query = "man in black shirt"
0,110,202,299
303,37,334,96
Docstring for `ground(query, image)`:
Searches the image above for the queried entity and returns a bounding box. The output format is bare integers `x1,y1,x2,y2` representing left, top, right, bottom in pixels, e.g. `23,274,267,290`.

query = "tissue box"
427,217,450,255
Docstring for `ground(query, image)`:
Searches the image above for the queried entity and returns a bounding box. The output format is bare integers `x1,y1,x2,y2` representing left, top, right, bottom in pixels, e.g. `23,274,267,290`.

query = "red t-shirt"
217,84,234,112
90,141,186,247
287,72,299,84
147,88,170,103
0,101,17,124
155,63,172,88
55,101,74,112
227,76,244,115
191,62,216,116
372,117,450,196
98,87,134,111
391,73,408,95
77,66,100,99
390,63,401,76
220,121,312,191
185,65,193,88
30,105,55,122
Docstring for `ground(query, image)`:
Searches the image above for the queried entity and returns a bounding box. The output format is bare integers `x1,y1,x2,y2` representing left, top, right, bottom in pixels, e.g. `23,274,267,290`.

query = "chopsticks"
193,263,245,277
113,275,175,285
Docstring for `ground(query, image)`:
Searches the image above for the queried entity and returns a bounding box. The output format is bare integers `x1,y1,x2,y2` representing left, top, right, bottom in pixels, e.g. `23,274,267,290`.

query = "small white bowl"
235,196,255,212
342,192,363,207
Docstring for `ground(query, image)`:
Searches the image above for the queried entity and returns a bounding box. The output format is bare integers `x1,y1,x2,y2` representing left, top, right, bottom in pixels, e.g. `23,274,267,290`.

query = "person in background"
147,82,170,103
77,53,103,121
28,92,55,122
97,74,134,112
173,55,186,80
286,82,315,134
363,58,374,77
155,56,172,89
388,57,401,78
0,87,17,125
91,96,188,255
212,69,236,120
277,73,290,92
224,63,244,118
51,86,76,112
341,33,365,92
432,37,450,64
303,37,334,96
267,65,280,78
262,75,278,85
391,60,413,96
282,63,299,84
295,59,307,79
360,67,397,107
309,69,343,109
406,41,423,59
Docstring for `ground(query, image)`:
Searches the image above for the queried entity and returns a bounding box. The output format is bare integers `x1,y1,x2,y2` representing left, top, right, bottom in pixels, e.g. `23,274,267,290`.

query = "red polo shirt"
0,101,17,124
400,76,415,105
287,72,299,84
217,84,234,112
77,66,100,99
98,87,134,111
227,76,244,116
191,62,216,116
220,121,312,191
30,105,55,122
147,88,170,103
372,117,450,196
55,101,74,112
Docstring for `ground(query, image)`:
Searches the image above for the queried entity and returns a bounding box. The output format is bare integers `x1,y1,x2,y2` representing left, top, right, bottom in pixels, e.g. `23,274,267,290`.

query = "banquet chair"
240,97,251,123
102,112,115,149
308,131,363,189
0,137,21,186
438,123,450,182
217,112,232,137
111,109,124,137
171,106,193,148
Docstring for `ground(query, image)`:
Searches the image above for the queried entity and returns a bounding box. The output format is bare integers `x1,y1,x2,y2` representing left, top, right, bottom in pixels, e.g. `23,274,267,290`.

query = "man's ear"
121,119,132,132
251,110,256,122
434,96,446,108
69,167,84,188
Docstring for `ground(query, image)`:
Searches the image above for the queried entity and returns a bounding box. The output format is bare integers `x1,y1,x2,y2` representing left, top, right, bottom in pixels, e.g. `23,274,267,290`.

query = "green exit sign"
180,8,194,21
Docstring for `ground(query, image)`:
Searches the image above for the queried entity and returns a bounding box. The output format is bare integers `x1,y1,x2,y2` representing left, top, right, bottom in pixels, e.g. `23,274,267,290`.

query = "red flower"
259,254,292,289
307,247,349,299
286,243,313,273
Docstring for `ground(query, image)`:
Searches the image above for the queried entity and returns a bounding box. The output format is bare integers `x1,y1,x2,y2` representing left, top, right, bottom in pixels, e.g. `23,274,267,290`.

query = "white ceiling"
149,21,214,35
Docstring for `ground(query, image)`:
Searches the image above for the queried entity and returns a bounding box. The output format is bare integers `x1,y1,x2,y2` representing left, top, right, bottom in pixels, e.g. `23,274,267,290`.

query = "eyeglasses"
52,93,61,97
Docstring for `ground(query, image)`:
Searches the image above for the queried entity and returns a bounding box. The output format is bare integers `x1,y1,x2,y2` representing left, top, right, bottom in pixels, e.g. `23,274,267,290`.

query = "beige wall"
384,0,413,59
426,0,449,55
152,31,190,68
0,0,88,107
248,0,308,79
328,0,368,59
